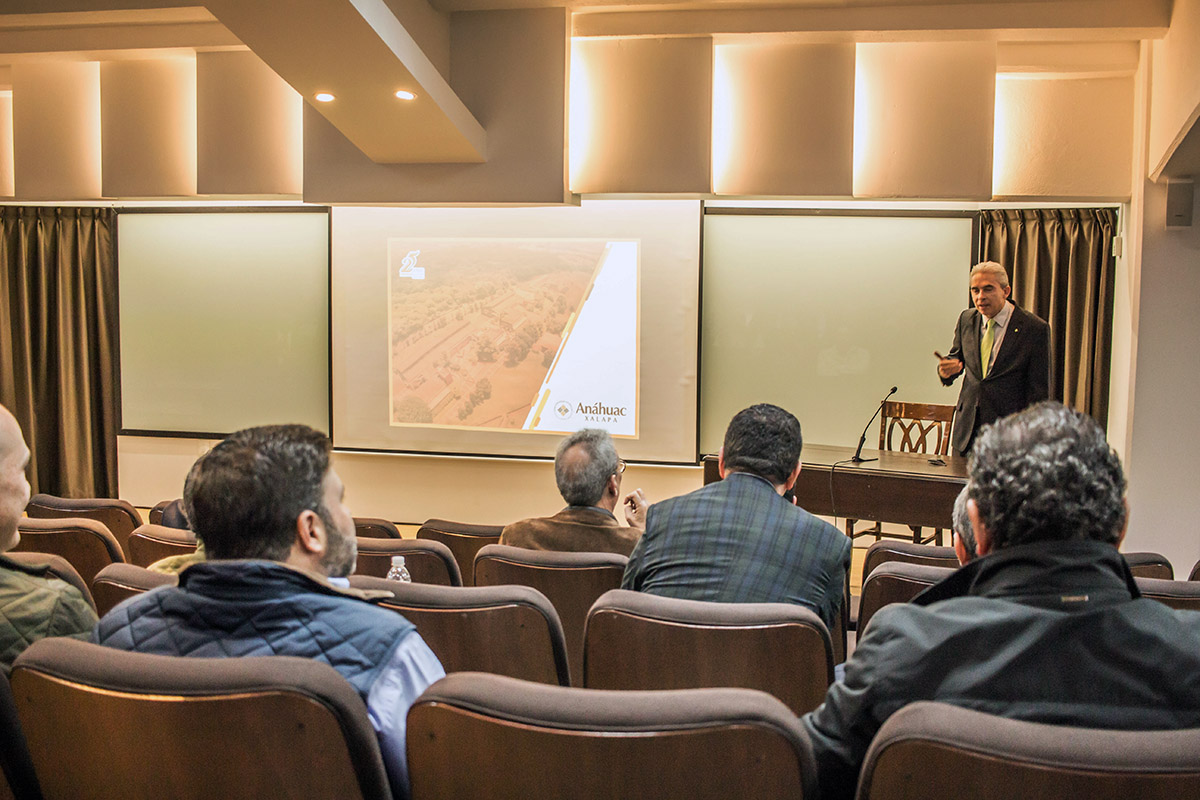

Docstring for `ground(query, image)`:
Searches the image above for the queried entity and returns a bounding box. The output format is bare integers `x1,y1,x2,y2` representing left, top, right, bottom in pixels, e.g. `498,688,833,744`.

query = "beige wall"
1149,0,1200,177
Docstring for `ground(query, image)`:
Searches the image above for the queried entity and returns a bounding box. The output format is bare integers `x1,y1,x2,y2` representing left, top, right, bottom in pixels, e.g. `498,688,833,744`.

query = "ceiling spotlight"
394,90,416,101
314,92,335,103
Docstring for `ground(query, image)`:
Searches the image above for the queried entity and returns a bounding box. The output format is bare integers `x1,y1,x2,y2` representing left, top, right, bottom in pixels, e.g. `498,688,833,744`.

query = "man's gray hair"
970,261,1010,289
555,428,619,507
952,485,976,559
968,402,1126,551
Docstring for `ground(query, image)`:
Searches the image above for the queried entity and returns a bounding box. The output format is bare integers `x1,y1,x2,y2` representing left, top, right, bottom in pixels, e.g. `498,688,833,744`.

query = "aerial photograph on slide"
387,238,605,430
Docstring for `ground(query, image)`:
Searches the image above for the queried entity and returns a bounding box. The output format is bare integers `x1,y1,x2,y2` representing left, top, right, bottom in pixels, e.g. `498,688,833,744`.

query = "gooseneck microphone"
851,386,898,464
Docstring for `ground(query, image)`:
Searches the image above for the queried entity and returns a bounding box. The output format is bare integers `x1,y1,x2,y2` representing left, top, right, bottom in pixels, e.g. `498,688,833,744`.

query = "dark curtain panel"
0,207,118,497
977,208,1117,425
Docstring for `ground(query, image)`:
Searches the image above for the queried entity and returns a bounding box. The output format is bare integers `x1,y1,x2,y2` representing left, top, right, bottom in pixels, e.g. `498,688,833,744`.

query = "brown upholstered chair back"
348,576,569,685
11,638,392,800
857,701,1200,800
584,589,833,714
1124,552,1174,580
473,545,627,685
4,551,96,613
90,564,177,617
353,538,462,586
12,518,125,586
407,672,816,800
24,494,141,559
127,524,199,568
1191,559,1200,582
353,518,402,539
1135,577,1200,612
416,519,502,586
862,541,959,581
858,562,954,637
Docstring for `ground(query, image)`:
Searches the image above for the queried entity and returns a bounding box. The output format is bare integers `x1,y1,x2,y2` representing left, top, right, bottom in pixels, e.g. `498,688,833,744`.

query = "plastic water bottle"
386,555,412,583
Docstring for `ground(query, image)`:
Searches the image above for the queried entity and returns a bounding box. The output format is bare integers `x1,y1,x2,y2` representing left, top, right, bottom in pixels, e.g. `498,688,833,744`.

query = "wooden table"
702,444,968,530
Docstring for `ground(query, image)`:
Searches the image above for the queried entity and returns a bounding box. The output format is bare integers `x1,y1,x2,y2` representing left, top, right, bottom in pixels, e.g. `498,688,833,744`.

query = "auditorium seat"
127,524,199,568
348,576,569,685
856,701,1200,799
147,498,189,529
11,518,125,586
0,674,40,800
857,562,953,637
1124,551,1174,580
1191,559,1200,582
11,638,393,800
407,672,816,800
862,540,959,581
1135,576,1200,612
5,551,96,613
24,494,142,560
354,537,462,586
584,589,832,714
416,519,502,587
91,564,177,617
353,517,402,539
473,545,626,685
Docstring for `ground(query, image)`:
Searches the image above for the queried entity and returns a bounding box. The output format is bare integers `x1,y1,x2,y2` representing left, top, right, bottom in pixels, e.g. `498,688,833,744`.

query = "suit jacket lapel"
990,306,1024,375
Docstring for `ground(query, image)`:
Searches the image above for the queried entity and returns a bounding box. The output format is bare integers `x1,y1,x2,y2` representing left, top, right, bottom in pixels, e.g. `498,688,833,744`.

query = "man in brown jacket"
500,428,646,556
0,404,96,675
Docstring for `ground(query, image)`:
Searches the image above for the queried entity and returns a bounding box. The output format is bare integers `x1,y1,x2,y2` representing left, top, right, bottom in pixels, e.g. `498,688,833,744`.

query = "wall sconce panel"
12,61,102,200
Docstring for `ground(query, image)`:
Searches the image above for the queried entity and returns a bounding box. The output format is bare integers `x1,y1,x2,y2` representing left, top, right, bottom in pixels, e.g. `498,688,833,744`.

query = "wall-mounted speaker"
1166,180,1194,228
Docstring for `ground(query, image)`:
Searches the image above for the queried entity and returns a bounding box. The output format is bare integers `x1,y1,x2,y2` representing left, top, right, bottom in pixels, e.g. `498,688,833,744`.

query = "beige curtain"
977,208,1117,425
0,207,118,497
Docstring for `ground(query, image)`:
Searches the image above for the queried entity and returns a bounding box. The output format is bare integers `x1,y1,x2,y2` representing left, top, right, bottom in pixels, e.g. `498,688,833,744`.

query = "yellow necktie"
981,318,995,379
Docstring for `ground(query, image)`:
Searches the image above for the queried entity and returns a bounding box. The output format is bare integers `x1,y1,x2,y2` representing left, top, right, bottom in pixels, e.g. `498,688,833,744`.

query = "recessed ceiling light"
315,92,335,103
394,90,416,101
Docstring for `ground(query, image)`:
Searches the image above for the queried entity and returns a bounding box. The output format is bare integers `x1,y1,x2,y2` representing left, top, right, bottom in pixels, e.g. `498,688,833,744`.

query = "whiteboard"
700,211,975,452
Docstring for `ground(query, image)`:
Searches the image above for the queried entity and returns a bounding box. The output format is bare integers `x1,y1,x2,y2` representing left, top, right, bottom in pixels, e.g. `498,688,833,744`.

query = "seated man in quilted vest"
93,424,444,800
0,403,96,675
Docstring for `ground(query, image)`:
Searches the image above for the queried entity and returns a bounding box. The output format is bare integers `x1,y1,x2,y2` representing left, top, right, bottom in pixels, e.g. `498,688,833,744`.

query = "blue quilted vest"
93,560,415,701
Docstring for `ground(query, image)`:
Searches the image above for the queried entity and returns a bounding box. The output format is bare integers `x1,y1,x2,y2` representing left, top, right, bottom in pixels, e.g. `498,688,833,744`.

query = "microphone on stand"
851,386,898,464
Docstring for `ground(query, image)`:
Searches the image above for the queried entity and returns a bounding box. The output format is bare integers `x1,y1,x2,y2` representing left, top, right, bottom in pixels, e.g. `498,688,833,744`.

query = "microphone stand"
851,386,898,464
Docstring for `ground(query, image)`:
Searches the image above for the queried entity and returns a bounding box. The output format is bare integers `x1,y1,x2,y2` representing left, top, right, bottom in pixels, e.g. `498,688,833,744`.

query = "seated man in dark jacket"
500,428,644,556
802,402,1200,800
93,424,443,800
0,404,96,675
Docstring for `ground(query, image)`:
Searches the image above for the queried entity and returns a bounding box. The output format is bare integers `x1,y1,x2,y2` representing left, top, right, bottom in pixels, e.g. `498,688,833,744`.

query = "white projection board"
332,200,700,463
700,211,976,453
118,210,330,435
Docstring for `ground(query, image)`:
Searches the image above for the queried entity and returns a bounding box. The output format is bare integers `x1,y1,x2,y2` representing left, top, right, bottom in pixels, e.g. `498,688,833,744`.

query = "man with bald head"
0,404,96,675
500,428,645,556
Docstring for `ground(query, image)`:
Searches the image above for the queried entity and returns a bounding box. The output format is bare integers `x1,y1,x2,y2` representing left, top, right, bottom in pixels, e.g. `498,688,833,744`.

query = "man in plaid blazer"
621,404,851,629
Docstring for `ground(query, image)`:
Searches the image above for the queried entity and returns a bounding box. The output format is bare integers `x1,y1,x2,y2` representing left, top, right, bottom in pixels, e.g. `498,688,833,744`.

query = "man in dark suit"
621,404,851,630
937,261,1050,456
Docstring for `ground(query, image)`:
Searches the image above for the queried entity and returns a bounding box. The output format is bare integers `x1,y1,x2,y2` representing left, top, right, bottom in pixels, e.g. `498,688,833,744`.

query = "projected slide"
387,238,639,436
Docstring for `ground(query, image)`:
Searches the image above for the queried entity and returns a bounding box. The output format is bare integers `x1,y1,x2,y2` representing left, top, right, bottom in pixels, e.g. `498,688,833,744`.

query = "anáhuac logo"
554,401,573,420
574,401,627,424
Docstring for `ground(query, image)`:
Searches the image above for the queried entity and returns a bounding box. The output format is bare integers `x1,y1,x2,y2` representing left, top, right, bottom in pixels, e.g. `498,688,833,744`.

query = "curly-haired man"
802,401,1200,800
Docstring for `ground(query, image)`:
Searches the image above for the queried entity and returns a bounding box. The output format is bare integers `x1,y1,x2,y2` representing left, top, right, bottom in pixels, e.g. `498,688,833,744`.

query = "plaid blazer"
621,472,851,629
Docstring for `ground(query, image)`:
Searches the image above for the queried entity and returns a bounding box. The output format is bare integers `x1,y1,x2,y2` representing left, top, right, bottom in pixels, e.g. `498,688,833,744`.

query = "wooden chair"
1124,552,1174,580
127,524,199,568
473,545,627,685
846,401,955,546
353,518,402,539
857,561,954,637
1135,577,1200,612
91,564,177,617
24,494,142,560
416,519,502,587
407,672,816,800
857,701,1200,800
584,589,833,715
353,538,462,586
11,638,393,800
348,576,569,685
5,551,97,613
11,518,125,586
